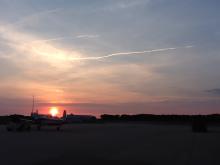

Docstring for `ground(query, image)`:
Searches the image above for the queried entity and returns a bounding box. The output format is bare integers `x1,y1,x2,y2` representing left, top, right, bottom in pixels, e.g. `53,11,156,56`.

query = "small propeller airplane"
6,96,66,131
6,96,96,132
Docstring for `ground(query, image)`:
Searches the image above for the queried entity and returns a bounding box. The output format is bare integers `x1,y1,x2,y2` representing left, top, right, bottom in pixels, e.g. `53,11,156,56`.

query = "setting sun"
50,107,59,117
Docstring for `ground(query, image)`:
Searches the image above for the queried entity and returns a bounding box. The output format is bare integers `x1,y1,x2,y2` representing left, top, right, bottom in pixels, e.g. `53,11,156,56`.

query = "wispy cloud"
4,8,62,28
0,25,82,70
76,34,100,39
206,88,220,95
116,0,149,9
31,36,72,43
70,46,194,61
102,0,149,11
29,34,99,43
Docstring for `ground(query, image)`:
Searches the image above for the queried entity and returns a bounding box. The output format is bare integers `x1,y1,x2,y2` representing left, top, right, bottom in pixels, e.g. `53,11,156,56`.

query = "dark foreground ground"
0,123,220,165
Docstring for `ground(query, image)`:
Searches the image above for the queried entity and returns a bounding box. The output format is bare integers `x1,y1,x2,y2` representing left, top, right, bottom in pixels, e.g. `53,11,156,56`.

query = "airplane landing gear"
56,126,60,131
37,125,41,131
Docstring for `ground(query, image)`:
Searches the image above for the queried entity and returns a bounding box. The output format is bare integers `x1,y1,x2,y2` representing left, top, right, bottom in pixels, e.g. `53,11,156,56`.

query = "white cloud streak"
31,37,71,43
30,34,100,43
101,0,149,12
76,34,100,39
70,46,194,61
4,8,62,29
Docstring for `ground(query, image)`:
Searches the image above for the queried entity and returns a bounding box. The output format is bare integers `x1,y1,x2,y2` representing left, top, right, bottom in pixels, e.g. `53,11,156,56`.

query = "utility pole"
32,95,35,114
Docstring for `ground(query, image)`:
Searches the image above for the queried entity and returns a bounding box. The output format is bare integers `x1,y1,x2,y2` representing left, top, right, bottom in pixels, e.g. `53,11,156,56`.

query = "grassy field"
0,123,220,165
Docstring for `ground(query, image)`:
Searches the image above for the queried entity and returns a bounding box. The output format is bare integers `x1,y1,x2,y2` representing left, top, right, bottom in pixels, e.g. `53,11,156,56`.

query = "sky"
0,0,220,116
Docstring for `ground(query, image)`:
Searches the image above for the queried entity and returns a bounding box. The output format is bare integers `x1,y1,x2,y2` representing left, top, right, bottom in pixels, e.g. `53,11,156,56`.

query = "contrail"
70,45,194,60
31,34,99,43
31,37,70,43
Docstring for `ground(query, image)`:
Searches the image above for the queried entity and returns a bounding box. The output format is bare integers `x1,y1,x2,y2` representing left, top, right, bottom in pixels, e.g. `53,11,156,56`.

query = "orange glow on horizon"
50,107,59,117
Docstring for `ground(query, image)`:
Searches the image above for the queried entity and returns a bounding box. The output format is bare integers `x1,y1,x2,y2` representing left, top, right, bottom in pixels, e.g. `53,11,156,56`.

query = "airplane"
6,96,65,131
29,96,65,131
31,110,64,131
6,112,64,132
6,115,32,132
6,96,97,132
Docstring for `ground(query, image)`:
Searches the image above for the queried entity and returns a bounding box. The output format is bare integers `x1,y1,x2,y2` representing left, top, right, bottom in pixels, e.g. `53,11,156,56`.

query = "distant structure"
64,113,96,123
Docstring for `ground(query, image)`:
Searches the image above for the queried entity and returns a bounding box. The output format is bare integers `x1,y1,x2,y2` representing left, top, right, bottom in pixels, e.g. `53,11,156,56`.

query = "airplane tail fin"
63,110,67,119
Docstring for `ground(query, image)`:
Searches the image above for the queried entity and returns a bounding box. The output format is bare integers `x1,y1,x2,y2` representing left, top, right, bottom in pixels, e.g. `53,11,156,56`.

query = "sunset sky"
0,0,220,116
